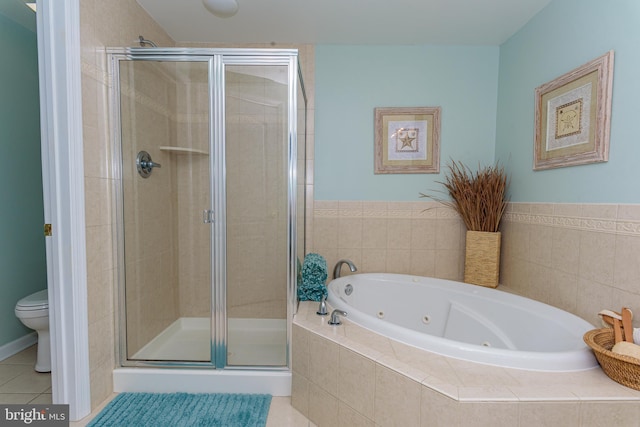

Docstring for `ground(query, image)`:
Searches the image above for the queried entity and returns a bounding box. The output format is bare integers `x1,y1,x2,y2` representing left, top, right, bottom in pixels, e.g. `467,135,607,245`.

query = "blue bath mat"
87,392,272,427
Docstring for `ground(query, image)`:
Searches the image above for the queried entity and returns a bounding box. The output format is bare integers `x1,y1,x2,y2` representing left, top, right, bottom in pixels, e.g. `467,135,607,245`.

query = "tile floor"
1,345,314,426
72,394,315,427
0,345,52,404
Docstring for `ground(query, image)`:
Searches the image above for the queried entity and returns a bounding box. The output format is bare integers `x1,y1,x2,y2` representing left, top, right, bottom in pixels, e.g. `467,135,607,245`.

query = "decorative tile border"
314,208,338,218
504,208,640,237
314,201,640,237
617,220,640,236
314,202,459,220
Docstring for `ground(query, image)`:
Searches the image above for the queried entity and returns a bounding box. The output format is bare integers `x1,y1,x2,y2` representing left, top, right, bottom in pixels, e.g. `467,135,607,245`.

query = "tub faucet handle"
328,309,347,326
316,294,328,316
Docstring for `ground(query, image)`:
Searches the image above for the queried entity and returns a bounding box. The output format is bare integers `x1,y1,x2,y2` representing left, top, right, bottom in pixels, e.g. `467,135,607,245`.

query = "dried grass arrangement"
420,160,509,232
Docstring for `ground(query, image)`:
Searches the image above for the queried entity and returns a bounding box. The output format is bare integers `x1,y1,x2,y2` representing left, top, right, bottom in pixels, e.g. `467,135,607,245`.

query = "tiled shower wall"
120,61,181,356
80,1,316,407
80,0,175,409
174,66,211,318
183,42,317,260
225,70,289,319
312,201,640,329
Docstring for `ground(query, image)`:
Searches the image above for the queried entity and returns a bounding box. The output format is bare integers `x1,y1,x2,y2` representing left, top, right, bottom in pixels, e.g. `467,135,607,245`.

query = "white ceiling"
136,0,552,46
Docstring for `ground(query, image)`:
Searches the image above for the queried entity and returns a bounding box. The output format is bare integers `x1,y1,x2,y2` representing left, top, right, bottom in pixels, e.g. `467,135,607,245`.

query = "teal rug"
87,392,272,427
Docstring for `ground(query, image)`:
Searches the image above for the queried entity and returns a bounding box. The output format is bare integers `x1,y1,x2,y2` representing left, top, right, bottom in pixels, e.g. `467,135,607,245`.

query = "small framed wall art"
374,106,441,174
533,50,614,170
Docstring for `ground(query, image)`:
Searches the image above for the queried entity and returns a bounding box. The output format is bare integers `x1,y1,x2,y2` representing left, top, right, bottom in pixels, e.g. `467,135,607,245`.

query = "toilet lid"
16,289,48,310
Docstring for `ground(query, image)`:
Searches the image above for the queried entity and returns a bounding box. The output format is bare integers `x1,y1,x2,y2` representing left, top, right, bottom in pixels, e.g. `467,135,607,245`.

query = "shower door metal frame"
108,48,302,371
213,53,301,369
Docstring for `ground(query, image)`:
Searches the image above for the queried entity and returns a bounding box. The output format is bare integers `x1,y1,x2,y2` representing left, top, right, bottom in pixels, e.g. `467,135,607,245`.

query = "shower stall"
108,48,306,394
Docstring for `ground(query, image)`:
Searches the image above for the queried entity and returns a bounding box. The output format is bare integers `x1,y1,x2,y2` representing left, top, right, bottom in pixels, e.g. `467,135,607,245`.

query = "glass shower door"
116,58,213,364
113,49,305,371
223,64,290,367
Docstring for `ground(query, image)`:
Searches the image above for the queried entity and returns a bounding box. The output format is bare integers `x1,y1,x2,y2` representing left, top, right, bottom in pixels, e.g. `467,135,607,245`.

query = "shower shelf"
159,146,209,155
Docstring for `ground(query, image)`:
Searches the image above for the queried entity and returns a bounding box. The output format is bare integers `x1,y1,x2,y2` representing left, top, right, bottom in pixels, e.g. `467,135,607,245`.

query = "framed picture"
534,50,614,170
374,107,441,174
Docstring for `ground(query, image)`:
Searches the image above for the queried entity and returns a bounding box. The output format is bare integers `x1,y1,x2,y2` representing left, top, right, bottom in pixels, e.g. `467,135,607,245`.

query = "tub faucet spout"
333,259,357,279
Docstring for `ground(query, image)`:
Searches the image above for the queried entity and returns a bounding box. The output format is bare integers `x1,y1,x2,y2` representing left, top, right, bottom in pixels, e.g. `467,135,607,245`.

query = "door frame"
37,0,91,420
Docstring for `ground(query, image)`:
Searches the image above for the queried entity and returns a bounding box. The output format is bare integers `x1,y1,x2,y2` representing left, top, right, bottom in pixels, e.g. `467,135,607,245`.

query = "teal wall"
0,12,47,347
314,45,500,200
315,1,640,204
496,0,640,203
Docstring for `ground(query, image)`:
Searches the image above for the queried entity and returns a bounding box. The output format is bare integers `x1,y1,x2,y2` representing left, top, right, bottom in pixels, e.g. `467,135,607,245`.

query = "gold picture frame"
534,51,614,170
374,107,441,174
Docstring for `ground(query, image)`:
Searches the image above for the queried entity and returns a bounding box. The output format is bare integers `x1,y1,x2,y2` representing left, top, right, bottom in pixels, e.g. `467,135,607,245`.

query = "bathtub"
327,273,598,372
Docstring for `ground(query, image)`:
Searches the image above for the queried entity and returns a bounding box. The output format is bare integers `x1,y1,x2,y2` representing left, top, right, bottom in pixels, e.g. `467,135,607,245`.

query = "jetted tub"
327,273,598,372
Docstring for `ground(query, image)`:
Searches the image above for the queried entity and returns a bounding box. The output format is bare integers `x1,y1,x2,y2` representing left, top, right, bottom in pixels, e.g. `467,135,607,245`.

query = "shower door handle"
203,209,215,224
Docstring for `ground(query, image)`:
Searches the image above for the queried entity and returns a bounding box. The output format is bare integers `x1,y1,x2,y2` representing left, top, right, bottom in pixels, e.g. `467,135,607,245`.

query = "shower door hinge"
44,224,52,237
203,209,215,224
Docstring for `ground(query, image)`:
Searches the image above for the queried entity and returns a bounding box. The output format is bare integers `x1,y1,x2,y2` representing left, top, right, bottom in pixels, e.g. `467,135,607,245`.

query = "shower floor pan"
131,317,287,366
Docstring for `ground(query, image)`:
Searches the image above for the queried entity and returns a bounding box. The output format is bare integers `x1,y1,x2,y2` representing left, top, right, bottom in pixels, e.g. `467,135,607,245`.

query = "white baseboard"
0,332,37,362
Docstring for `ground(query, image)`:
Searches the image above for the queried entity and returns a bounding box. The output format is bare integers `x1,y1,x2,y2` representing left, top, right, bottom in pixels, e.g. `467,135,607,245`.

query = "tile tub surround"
501,203,640,329
312,201,467,282
292,302,640,427
312,201,640,331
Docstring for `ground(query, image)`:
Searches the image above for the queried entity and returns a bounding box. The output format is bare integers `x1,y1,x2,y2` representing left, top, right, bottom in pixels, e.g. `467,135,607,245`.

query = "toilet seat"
15,289,49,312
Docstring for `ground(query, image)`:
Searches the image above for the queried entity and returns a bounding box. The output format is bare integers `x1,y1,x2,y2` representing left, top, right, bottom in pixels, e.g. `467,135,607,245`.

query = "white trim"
37,0,91,421
113,369,291,396
0,333,37,362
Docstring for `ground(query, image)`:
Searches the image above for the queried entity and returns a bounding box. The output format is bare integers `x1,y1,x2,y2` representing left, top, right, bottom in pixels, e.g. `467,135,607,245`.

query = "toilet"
14,289,50,372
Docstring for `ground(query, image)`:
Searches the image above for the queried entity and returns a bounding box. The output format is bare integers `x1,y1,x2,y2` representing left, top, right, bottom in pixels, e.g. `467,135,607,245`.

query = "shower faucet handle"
136,151,161,178
141,160,161,169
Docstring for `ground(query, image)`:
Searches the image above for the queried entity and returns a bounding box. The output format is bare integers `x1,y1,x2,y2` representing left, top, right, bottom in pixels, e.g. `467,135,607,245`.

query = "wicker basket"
583,328,640,390
464,231,501,288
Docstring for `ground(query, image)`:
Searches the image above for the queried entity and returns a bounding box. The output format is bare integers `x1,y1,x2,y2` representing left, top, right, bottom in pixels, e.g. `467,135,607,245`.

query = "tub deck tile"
394,350,464,386
506,385,579,401
457,385,519,402
569,384,640,401
445,358,521,387
341,323,395,355
376,354,430,384
294,302,640,402
420,377,459,400
293,301,640,426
